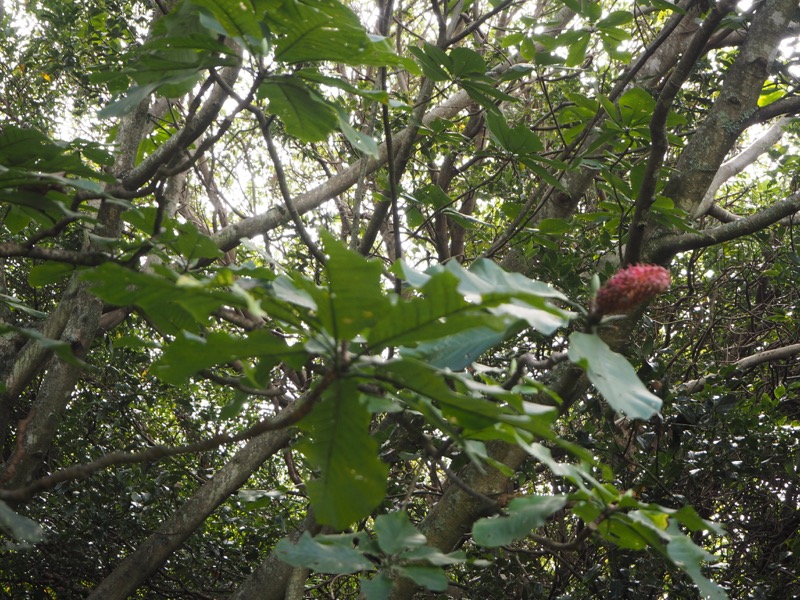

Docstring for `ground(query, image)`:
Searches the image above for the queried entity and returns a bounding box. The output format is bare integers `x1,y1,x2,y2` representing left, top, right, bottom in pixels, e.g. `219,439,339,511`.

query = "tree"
1,0,799,598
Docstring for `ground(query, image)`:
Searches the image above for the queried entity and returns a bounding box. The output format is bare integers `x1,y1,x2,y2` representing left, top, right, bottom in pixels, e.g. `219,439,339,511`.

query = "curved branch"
652,190,800,261
749,95,800,125
121,62,242,191
681,343,800,394
693,116,792,219
213,82,478,252
87,427,294,600
0,369,334,503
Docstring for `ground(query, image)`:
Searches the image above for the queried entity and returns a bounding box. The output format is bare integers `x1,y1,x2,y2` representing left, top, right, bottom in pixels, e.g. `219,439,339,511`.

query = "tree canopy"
1,0,799,598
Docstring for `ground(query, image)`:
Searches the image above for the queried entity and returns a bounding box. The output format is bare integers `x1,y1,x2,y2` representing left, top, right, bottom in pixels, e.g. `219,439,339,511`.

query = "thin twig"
0,369,338,503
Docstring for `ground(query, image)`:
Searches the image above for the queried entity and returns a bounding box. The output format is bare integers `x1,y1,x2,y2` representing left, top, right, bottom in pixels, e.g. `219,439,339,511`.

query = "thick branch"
652,190,800,261
87,427,293,600
682,343,800,394
661,0,799,220
625,0,736,265
693,116,792,219
213,84,477,252
0,243,110,266
121,62,242,191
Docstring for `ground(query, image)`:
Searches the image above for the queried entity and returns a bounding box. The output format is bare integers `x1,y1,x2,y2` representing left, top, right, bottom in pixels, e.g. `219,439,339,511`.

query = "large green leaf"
568,332,662,420
152,329,304,384
400,324,513,371
486,111,544,155
368,269,501,352
296,232,391,341
373,259,570,357
83,264,231,334
360,573,392,599
376,358,555,436
665,523,729,600
296,379,388,528
374,511,426,554
261,0,406,67
258,76,338,142
275,532,374,574
473,495,568,547
395,566,448,592
192,0,264,42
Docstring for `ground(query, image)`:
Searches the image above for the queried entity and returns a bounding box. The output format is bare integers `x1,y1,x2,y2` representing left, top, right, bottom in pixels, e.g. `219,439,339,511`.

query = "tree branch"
0,369,335,503
692,116,792,219
652,190,800,261
624,0,737,265
0,243,110,266
681,343,800,394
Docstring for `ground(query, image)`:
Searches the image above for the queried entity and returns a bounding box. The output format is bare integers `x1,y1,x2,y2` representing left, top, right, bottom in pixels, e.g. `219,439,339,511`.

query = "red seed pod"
592,264,671,318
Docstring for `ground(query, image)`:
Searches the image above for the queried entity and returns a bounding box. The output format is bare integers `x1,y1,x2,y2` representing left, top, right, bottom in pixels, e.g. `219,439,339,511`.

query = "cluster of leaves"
2,0,799,597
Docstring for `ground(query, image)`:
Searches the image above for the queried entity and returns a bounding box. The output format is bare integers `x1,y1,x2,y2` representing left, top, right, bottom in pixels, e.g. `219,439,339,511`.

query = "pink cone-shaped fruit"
593,264,670,317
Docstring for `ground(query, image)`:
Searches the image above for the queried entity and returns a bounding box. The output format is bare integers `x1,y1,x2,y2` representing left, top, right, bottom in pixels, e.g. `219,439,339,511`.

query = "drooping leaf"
368,268,504,353
191,0,263,43
152,329,304,384
313,232,391,341
395,566,449,592
296,379,388,528
568,332,663,420
486,111,544,155
374,511,426,554
83,264,231,334
401,324,513,371
258,76,338,142
473,495,568,547
263,0,408,67
275,532,374,574
665,523,729,600
360,572,392,600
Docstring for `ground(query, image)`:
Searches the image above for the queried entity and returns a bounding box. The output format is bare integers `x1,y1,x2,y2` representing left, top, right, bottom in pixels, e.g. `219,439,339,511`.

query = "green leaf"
485,111,544,155
276,532,374,574
447,47,486,78
28,263,76,287
191,0,263,42
360,572,392,600
401,324,512,371
568,332,662,420
395,566,448,592
264,0,408,67
296,68,389,103
537,217,572,235
167,221,224,260
152,329,302,385
83,264,237,334
337,110,379,157
10,327,86,367
0,294,47,319
565,32,590,67
258,76,338,142
374,511,426,554
597,10,634,28
666,523,729,600
296,379,388,529
377,358,555,437
368,269,489,352
408,44,451,81
315,232,391,340
473,495,568,547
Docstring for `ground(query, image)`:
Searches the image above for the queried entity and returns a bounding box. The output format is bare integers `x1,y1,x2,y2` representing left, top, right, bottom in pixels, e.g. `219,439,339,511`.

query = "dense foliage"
1,0,799,598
